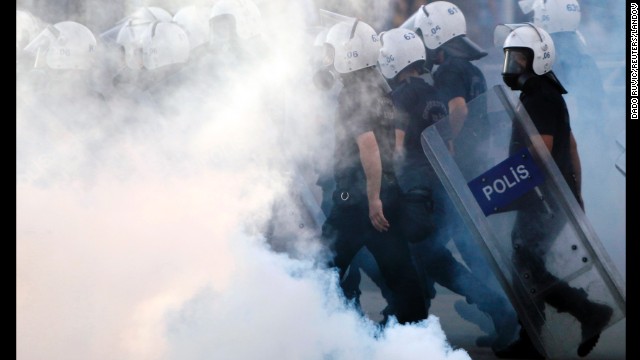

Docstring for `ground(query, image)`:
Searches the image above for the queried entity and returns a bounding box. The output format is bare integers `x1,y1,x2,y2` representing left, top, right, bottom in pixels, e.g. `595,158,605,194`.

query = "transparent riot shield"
420,85,626,359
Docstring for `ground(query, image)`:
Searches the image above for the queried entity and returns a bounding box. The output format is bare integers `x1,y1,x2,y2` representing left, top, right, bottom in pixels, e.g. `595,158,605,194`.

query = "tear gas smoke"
16,1,475,359
16,1,626,359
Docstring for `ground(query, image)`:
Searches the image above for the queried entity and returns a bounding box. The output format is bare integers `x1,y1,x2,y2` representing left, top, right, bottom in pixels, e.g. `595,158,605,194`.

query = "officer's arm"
395,129,406,160
357,131,389,232
448,96,468,140
540,134,554,152
541,133,584,209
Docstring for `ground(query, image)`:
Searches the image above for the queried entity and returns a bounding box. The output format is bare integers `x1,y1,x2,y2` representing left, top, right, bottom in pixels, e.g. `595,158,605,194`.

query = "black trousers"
510,189,594,330
322,184,427,324
397,188,510,317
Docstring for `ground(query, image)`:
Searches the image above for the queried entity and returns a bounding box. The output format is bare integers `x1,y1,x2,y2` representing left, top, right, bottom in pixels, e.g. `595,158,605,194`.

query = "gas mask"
312,44,340,91
313,67,340,91
502,48,532,90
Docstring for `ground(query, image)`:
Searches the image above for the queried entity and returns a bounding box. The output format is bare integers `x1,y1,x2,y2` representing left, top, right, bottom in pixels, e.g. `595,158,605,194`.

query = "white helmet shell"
530,0,581,34
36,21,97,70
209,0,262,40
116,20,148,46
120,6,173,44
132,6,173,22
313,27,330,48
100,6,171,45
116,20,152,69
378,28,425,79
141,21,190,70
414,1,466,50
502,23,555,75
173,5,211,50
311,27,330,67
324,19,380,74
16,10,42,52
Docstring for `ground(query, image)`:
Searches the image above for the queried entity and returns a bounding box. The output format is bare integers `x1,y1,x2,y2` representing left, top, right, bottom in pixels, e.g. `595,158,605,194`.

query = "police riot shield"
420,85,626,359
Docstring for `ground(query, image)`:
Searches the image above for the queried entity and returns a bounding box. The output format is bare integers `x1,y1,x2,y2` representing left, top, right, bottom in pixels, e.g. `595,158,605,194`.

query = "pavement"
357,273,626,360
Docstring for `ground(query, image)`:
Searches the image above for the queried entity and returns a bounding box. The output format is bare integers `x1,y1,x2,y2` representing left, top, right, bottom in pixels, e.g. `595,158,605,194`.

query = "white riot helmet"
173,5,211,50
141,21,190,70
324,19,380,74
312,27,330,62
500,23,566,92
24,21,96,70
209,0,262,41
311,27,336,91
414,1,465,49
502,23,555,76
377,28,425,79
100,6,172,45
116,20,153,70
16,10,42,53
132,6,172,22
414,1,486,61
519,0,581,34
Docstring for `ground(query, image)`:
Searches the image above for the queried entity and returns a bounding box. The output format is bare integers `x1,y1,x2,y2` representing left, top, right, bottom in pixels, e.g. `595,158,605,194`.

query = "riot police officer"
496,23,613,359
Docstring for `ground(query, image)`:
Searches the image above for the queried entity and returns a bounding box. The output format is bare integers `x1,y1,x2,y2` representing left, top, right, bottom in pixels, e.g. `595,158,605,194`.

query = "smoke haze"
16,1,626,359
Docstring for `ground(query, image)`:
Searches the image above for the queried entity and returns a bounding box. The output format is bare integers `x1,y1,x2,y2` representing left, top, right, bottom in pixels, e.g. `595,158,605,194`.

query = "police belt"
335,172,397,202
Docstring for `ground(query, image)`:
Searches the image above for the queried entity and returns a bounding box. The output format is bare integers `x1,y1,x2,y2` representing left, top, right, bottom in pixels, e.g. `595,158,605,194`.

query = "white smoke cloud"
16,1,626,359
16,1,475,360
15,169,471,360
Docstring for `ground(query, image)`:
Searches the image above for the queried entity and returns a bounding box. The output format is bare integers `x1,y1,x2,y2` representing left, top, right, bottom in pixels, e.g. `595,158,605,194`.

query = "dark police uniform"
431,54,509,317
506,74,612,357
513,75,576,193
322,73,427,325
392,76,516,349
433,56,490,179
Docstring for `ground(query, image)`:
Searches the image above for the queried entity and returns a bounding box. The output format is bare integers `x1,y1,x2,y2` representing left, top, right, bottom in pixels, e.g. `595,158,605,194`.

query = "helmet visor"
502,48,529,75
24,25,59,55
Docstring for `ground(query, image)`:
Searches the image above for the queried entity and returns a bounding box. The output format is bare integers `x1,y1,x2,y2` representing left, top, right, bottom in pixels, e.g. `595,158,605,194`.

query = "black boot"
575,301,613,357
545,285,614,357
